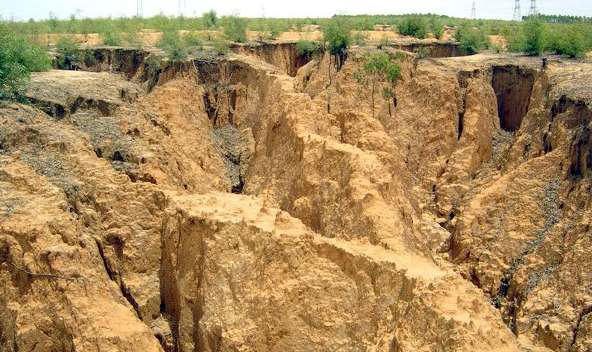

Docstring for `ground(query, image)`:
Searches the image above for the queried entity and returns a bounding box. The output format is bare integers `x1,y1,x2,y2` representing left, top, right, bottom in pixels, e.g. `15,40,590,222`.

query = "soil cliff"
0,45,590,351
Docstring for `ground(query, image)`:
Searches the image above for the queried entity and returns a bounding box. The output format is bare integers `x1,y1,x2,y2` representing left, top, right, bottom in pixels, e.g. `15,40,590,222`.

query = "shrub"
455,24,488,54
416,46,431,59
184,31,203,48
523,18,545,56
296,40,321,59
223,16,248,43
504,24,525,53
203,10,218,29
157,31,187,61
546,25,586,58
430,19,444,39
56,36,81,69
124,29,143,48
0,26,51,101
377,36,390,49
266,22,282,40
491,44,504,53
352,31,367,46
212,38,230,55
398,16,427,39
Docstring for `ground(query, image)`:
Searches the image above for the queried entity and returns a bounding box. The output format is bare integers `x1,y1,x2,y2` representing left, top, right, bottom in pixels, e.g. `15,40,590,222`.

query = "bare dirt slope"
0,45,590,352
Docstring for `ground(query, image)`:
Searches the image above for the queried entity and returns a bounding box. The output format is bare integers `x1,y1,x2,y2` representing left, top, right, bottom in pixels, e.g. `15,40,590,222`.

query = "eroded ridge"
0,45,591,352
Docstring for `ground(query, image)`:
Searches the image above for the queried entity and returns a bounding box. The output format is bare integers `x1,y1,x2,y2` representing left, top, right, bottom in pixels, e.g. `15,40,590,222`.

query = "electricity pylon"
529,0,538,16
136,0,143,17
178,0,187,16
513,0,521,21
471,1,477,19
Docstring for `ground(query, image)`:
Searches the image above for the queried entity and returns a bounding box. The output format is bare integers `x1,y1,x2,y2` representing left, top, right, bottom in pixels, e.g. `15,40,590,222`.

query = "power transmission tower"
136,0,143,17
178,0,187,16
529,0,538,16
513,0,521,21
471,1,477,19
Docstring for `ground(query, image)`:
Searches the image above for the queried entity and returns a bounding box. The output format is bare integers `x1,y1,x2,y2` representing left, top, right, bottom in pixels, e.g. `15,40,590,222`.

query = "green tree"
296,40,321,60
455,24,487,54
322,17,352,113
0,26,51,101
56,36,80,69
546,25,586,58
203,10,218,29
102,31,122,46
355,52,401,117
430,18,444,39
523,18,545,56
157,31,187,61
398,16,428,39
223,16,248,43
322,17,351,69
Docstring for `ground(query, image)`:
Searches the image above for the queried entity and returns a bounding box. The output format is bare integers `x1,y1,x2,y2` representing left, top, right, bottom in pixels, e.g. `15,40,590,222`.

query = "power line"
513,0,521,21
178,0,188,16
136,0,143,18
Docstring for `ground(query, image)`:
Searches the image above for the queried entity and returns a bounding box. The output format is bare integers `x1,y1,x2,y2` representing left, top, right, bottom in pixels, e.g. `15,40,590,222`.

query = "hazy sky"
2,0,591,21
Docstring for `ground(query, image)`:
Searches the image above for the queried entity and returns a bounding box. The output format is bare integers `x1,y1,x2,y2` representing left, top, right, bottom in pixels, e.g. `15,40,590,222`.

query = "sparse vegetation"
212,38,230,54
430,18,444,39
157,31,187,61
352,31,367,46
223,16,248,43
101,31,122,46
296,40,321,60
415,46,431,59
0,13,589,61
264,21,282,40
0,25,51,101
56,36,81,69
184,31,204,48
377,36,390,49
124,29,143,47
355,51,402,117
203,10,218,29
1,13,590,47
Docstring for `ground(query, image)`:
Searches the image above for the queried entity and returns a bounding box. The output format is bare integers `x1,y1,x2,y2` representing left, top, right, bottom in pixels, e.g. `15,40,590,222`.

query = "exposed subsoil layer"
492,65,536,132
0,45,591,352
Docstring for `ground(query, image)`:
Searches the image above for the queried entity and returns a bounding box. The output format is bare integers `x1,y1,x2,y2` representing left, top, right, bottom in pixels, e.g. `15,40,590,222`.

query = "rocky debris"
491,65,536,132
212,125,254,193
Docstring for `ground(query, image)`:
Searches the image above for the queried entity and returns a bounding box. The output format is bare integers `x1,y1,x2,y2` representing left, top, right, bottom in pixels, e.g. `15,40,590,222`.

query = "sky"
1,0,591,21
